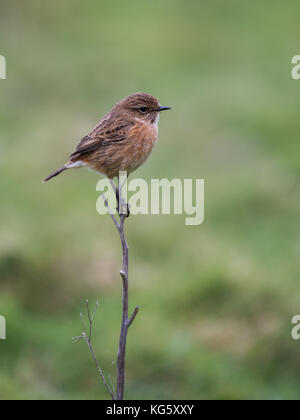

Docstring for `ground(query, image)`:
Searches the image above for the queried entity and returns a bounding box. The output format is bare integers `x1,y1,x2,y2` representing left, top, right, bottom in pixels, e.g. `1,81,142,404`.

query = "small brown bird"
44,93,171,183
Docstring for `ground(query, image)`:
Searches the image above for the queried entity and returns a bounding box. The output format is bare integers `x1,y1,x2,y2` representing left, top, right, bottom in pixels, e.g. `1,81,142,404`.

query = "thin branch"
108,374,116,397
115,180,137,400
109,178,118,197
128,305,141,328
86,299,99,342
76,174,140,401
80,312,87,333
101,193,120,231
73,301,116,400
82,332,116,400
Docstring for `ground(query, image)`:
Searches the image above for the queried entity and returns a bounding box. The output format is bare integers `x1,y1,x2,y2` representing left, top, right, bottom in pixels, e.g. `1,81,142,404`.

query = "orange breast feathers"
80,122,158,178
124,122,158,171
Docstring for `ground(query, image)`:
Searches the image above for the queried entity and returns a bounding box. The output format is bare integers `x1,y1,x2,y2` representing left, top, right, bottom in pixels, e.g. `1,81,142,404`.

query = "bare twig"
101,193,120,231
128,305,141,328
73,301,116,400
86,299,98,342
75,175,140,400
110,177,140,400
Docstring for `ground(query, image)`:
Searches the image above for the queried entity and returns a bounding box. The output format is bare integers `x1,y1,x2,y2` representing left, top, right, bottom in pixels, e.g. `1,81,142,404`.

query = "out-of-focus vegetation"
1,0,300,400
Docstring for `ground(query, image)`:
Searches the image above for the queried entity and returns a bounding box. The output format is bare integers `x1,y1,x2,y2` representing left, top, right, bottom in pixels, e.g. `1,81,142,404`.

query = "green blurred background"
1,0,300,400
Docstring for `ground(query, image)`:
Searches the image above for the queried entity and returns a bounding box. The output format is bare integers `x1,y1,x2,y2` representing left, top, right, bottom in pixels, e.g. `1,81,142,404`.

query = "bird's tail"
43,164,68,183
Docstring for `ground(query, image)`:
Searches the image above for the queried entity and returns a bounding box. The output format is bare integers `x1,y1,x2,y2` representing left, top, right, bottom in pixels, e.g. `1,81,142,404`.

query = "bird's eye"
139,106,148,113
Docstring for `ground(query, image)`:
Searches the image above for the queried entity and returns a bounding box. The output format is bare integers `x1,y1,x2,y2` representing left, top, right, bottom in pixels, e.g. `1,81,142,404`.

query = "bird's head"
115,92,171,124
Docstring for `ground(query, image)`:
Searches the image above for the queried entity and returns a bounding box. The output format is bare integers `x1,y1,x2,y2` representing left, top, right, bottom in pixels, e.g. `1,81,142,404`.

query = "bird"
44,92,171,183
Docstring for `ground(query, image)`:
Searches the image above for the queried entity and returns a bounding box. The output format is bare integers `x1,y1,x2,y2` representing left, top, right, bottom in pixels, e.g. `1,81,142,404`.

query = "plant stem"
108,179,140,400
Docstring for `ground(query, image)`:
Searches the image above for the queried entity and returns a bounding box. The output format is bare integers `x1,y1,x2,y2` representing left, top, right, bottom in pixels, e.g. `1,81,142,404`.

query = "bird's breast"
124,123,158,172
81,122,159,177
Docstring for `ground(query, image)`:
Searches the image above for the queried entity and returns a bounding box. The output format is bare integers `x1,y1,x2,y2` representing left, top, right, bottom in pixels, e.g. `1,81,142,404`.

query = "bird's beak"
157,106,171,112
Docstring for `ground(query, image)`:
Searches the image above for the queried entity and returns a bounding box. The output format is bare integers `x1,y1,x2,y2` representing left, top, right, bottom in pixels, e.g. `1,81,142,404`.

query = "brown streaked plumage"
44,93,171,182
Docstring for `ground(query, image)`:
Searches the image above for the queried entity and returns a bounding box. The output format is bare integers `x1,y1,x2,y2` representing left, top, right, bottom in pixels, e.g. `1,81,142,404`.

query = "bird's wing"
69,118,134,160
